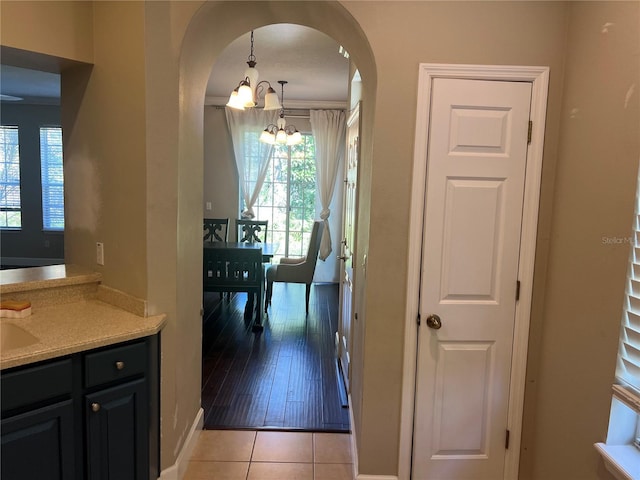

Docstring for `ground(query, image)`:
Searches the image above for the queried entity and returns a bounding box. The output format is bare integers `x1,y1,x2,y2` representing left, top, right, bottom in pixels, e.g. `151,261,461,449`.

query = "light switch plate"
96,242,104,265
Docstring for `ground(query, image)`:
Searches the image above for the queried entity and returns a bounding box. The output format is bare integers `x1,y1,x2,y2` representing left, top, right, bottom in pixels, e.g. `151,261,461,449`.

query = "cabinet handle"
91,402,101,412
115,361,125,370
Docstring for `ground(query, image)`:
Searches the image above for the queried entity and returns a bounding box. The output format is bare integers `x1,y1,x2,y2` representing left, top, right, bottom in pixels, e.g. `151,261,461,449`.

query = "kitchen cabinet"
1,335,159,480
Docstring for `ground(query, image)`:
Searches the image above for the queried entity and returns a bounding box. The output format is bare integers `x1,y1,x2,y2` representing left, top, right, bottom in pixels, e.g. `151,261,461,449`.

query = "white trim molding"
158,408,204,480
400,63,549,480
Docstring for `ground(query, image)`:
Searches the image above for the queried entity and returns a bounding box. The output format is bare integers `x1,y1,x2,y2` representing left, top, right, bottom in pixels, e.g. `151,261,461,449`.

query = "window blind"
0,125,22,228
617,172,640,393
40,127,64,230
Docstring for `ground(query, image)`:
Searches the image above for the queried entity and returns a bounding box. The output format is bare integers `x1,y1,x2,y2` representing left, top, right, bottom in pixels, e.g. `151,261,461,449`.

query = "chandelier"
260,81,302,146
226,30,281,111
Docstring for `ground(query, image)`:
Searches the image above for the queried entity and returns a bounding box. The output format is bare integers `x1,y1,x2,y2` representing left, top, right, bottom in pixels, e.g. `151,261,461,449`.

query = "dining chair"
235,219,268,243
264,220,323,315
203,244,264,329
203,218,229,242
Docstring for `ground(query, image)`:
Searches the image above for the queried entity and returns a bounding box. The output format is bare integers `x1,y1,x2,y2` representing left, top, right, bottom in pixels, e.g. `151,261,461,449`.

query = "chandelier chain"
247,30,256,64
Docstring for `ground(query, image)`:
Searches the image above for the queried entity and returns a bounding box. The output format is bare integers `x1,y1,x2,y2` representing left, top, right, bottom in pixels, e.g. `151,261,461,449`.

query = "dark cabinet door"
85,378,148,480
1,400,76,480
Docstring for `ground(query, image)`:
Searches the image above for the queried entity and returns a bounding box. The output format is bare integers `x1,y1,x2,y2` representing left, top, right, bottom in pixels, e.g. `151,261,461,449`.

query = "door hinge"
527,121,532,144
417,313,421,326
505,429,510,449
516,280,521,301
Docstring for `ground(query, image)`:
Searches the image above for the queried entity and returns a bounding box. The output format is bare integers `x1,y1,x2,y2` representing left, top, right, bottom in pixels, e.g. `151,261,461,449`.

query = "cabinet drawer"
1,358,73,413
84,341,147,388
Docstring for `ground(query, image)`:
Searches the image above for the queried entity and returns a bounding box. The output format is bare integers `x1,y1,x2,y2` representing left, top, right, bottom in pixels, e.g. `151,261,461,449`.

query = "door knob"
91,403,101,412
426,314,442,329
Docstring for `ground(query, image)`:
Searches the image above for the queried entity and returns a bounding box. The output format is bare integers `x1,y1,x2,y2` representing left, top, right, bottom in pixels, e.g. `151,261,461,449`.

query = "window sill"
594,443,639,480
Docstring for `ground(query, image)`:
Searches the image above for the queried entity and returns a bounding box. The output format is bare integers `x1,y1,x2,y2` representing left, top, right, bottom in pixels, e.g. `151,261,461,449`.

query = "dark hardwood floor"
201,282,350,432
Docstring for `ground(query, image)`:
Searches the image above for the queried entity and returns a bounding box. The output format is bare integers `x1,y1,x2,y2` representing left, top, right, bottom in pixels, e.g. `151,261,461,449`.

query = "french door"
254,134,316,261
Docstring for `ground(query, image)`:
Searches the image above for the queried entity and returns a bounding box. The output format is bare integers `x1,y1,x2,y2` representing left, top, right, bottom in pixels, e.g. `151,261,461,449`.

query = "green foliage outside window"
254,134,316,261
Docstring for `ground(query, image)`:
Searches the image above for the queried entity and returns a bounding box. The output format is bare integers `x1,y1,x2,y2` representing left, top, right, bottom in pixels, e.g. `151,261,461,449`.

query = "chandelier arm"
254,80,272,98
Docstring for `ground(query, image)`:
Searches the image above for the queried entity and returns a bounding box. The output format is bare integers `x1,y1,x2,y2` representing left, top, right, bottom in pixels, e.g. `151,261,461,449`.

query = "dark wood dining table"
203,242,278,331
203,241,279,261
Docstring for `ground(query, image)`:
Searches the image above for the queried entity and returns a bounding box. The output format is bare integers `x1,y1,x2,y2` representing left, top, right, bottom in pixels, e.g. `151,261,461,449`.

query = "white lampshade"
237,83,255,108
263,88,281,110
275,129,288,144
260,129,276,145
226,89,245,110
287,130,303,146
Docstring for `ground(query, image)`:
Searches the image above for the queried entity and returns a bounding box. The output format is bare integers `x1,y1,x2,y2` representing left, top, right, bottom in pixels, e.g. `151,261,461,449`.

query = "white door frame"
399,64,549,480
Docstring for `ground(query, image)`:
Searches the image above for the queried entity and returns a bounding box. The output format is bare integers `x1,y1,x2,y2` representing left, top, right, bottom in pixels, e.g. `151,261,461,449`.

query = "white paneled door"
412,78,532,479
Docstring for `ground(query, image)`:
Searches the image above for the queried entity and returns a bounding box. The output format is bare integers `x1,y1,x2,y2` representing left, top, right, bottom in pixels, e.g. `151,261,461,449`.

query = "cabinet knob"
91,402,101,412
115,361,125,370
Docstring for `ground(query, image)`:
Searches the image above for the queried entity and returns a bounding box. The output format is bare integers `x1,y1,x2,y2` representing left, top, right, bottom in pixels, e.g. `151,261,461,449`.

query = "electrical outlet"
206,202,212,211
96,242,104,265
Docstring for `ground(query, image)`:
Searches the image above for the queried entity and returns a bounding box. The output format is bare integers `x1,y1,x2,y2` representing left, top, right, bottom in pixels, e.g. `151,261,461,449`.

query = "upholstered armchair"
264,220,324,315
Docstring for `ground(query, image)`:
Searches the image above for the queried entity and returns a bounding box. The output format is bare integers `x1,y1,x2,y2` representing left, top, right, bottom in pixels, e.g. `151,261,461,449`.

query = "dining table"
203,241,279,331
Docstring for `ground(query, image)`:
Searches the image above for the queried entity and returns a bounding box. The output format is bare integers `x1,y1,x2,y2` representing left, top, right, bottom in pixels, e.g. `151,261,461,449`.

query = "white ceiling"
0,24,350,108
206,24,350,107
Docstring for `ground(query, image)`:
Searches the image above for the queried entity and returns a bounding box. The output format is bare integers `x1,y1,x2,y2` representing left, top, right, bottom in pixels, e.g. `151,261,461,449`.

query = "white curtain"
225,107,278,218
311,110,346,260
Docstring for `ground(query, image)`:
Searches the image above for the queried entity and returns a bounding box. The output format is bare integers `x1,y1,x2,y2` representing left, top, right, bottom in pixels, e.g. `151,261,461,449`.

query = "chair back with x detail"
236,219,268,243
204,218,229,242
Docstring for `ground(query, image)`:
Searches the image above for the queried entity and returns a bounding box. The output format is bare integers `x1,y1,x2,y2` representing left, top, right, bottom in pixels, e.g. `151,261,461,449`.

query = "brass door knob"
91,403,101,412
426,314,442,329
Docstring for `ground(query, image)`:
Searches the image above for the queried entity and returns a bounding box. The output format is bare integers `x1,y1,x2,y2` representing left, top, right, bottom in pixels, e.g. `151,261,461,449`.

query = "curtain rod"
212,106,345,119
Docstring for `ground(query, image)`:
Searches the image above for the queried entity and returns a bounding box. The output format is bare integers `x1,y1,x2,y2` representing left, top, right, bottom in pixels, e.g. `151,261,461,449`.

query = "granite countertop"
1,300,166,370
0,265,166,370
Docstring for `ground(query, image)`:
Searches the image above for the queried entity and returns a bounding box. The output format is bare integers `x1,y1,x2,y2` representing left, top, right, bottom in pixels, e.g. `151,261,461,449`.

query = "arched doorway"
171,0,376,445
200,23,350,431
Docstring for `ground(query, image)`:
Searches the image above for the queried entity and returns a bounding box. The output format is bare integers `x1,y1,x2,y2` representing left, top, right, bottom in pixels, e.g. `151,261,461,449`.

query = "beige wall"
343,1,569,475
3,1,639,478
521,2,640,479
203,107,239,226
64,1,148,297
0,0,93,65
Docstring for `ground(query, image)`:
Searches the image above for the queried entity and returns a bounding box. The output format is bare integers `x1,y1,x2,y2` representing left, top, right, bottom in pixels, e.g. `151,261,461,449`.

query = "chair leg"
265,279,273,312
305,284,311,315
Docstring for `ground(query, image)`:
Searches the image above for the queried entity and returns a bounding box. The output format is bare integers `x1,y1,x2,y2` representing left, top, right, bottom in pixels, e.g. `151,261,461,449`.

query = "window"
254,134,316,261
595,169,640,479
617,175,640,393
0,126,22,228
40,127,64,230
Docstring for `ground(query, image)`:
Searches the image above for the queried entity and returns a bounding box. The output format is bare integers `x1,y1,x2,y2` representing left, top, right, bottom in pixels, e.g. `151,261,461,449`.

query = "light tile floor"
185,430,354,480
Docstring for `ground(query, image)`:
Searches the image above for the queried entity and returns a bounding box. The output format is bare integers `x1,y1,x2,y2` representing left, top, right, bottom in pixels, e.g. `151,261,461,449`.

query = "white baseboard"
348,395,399,480
349,394,359,480
158,408,204,480
358,476,399,480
